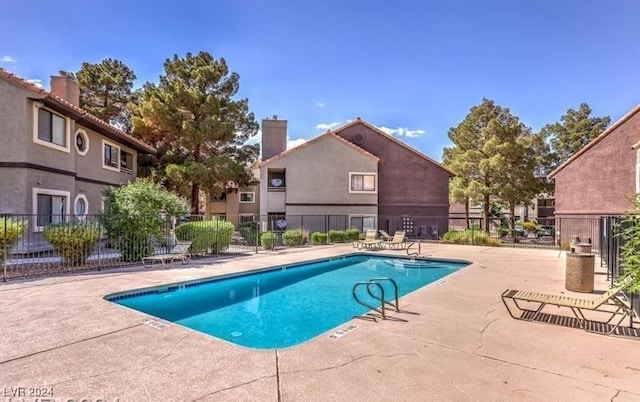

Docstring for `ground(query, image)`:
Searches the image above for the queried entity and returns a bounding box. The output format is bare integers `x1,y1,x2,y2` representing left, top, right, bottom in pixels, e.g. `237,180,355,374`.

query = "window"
32,188,70,231
268,169,286,191
240,214,255,224
210,193,227,202
102,140,120,171
74,129,89,155
74,194,88,218
240,192,255,203
120,150,133,174
349,173,376,193
33,104,70,152
350,216,376,232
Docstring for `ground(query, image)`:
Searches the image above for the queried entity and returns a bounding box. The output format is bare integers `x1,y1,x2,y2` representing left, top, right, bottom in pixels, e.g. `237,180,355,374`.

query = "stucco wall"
76,125,138,185
553,110,640,216
0,79,30,162
260,135,378,215
335,123,451,217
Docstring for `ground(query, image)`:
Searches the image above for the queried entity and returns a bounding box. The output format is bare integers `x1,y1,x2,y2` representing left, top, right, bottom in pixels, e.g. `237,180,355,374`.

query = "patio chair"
501,277,638,335
383,231,407,250
141,241,192,268
378,230,393,241
355,230,384,250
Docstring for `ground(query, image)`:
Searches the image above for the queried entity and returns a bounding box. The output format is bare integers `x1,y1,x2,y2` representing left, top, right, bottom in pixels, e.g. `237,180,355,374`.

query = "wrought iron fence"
0,212,618,281
599,216,638,313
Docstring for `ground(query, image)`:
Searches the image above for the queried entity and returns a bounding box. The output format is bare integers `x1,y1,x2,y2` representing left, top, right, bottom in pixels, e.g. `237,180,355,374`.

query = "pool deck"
1,243,639,401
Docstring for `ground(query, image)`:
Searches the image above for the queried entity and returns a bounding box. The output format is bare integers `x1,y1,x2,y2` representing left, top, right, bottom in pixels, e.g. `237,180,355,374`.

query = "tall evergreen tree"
444,99,543,232
133,51,259,214
540,103,610,170
61,58,137,131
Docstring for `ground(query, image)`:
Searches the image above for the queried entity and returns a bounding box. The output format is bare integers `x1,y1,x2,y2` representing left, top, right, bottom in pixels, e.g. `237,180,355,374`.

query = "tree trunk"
464,197,470,229
483,194,490,233
191,182,200,215
509,202,516,242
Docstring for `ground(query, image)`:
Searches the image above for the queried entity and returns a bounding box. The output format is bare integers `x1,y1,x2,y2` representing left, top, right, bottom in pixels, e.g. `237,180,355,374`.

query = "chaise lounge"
141,241,192,268
501,277,639,336
355,230,384,250
383,230,407,250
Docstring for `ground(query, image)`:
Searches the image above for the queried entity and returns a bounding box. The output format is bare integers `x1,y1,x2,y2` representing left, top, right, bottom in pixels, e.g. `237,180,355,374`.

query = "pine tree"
133,51,259,214
61,58,137,131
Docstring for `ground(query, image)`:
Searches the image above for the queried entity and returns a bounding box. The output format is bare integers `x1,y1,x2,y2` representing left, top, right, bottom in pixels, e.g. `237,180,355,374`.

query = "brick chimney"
50,75,80,106
262,115,287,161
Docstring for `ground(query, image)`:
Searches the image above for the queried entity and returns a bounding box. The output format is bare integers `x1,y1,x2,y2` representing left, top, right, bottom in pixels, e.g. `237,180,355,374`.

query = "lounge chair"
501,277,638,335
383,231,407,250
378,230,393,241
141,241,192,268
355,230,384,250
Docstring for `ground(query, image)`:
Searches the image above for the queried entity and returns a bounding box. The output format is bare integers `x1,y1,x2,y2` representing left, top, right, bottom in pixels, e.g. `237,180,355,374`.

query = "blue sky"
2,0,639,161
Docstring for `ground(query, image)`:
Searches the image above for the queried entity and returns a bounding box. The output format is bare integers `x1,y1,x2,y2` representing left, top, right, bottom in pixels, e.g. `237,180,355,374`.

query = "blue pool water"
107,254,468,349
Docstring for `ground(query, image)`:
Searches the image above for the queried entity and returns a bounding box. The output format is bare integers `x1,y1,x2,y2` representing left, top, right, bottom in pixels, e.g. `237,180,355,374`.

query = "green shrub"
261,231,276,249
175,220,234,254
238,221,258,247
311,232,328,245
345,227,360,241
100,179,188,262
282,229,303,247
442,229,500,246
44,221,101,266
328,230,347,243
0,218,26,261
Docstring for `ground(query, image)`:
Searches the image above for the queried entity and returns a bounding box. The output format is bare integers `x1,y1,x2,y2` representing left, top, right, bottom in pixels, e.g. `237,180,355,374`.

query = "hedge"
43,221,101,266
175,220,234,254
282,229,303,247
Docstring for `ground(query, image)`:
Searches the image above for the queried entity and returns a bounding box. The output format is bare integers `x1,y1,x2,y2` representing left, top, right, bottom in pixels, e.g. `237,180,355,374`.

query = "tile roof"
0,68,156,153
548,103,640,178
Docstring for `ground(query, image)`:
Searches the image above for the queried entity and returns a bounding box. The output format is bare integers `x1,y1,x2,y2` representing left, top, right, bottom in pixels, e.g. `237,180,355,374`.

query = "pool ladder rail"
352,277,406,322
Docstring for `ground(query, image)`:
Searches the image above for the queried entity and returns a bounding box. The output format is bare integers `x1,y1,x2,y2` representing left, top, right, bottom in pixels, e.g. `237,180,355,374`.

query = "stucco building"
0,69,155,250
548,104,640,245
259,117,455,235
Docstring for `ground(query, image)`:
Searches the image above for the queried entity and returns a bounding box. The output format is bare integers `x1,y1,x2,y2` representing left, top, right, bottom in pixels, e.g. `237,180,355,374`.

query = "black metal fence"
0,212,619,281
599,216,638,312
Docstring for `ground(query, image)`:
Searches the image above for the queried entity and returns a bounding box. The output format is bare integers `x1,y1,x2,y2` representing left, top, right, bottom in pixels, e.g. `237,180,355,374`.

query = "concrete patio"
1,243,639,401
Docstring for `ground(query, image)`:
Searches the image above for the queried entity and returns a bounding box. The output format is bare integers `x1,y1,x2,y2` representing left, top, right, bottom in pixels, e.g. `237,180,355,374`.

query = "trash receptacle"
565,252,595,293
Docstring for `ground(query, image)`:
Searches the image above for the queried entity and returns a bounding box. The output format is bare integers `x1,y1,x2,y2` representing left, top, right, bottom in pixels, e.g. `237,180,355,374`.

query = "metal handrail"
353,281,386,320
407,240,420,256
367,277,400,312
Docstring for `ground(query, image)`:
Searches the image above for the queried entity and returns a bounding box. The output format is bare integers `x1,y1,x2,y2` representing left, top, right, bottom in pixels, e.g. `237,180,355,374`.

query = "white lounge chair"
141,241,192,268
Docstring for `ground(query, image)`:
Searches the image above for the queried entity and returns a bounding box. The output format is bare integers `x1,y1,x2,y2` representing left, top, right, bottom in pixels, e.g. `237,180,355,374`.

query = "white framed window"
349,215,377,232
74,129,89,156
240,192,255,203
74,194,89,218
32,188,70,231
32,103,70,153
102,139,121,172
239,213,255,223
349,172,377,193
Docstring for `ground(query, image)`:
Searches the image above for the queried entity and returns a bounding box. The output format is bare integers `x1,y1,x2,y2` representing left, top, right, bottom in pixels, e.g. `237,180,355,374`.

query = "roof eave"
548,103,640,179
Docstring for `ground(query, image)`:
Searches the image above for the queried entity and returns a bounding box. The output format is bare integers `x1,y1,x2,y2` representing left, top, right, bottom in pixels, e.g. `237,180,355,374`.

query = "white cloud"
287,137,307,149
1,56,16,63
25,78,43,88
316,102,324,108
315,121,341,131
377,126,426,138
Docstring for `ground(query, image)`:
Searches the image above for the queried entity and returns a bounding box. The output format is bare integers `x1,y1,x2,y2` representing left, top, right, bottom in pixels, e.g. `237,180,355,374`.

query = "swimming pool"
107,254,469,349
